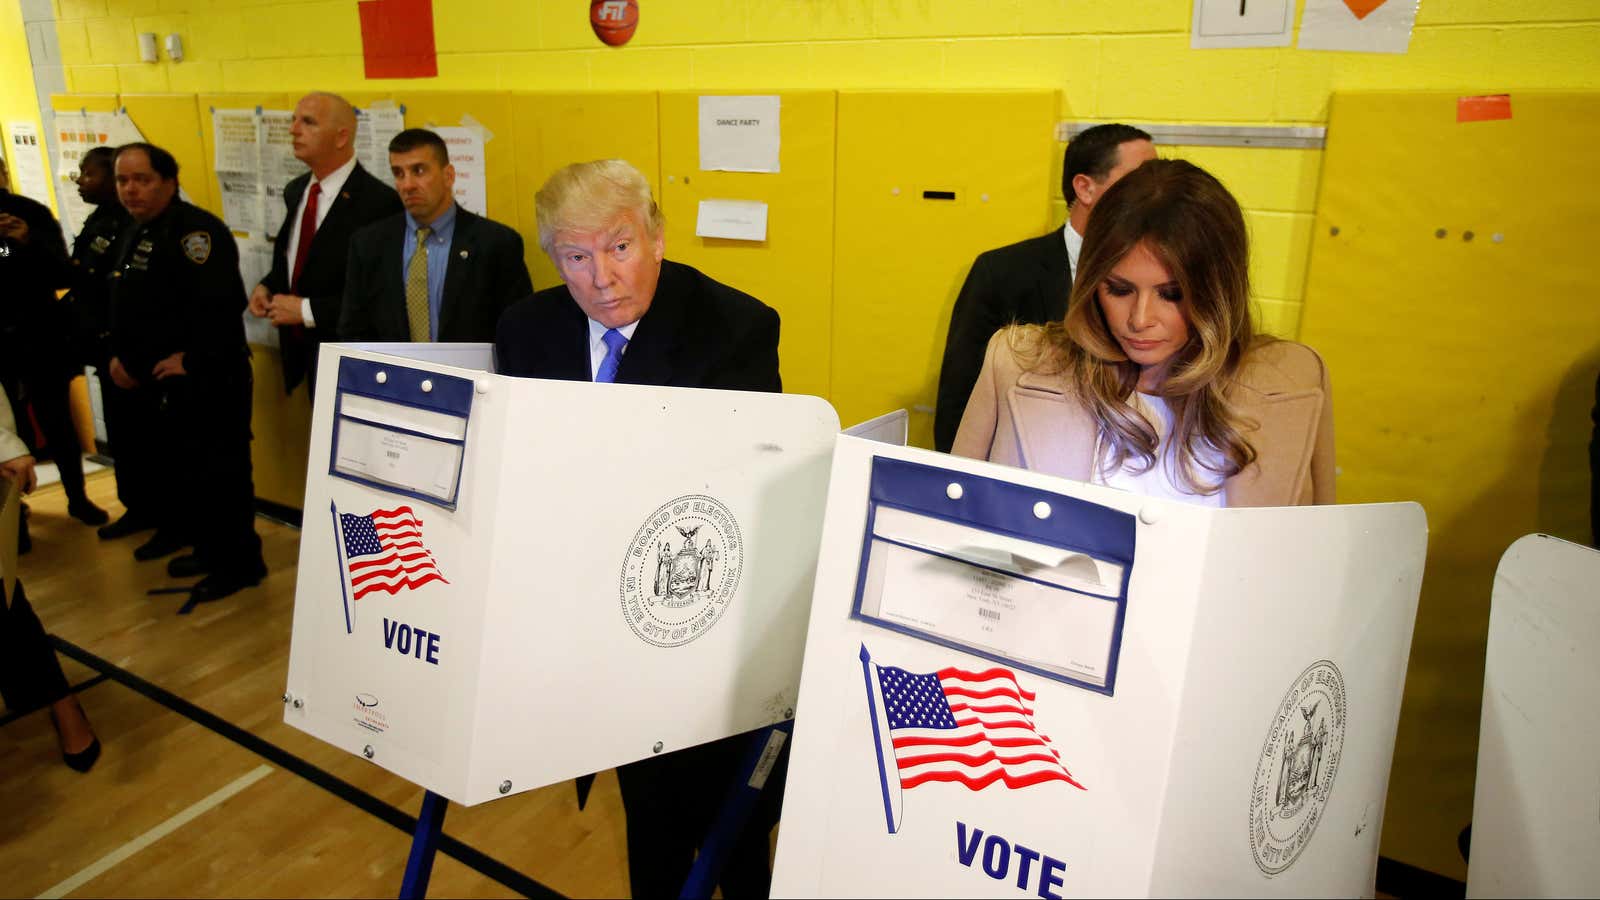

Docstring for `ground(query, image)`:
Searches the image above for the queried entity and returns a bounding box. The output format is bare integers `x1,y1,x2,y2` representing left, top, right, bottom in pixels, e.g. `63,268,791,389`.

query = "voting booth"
282,343,839,806
1466,535,1600,898
772,438,1428,898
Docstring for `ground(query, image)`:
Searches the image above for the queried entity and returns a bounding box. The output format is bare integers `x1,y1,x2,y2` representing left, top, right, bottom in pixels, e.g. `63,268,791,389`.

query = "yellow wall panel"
66,65,120,93
118,93,212,211
588,48,694,90
871,0,1022,38
56,19,92,63
832,90,1057,445
746,0,871,43
84,16,137,64
1492,24,1600,84
1162,145,1322,214
1100,36,1279,122
508,91,660,290
659,90,836,400
116,63,170,93
1253,298,1300,340
498,50,590,90
690,45,811,89
806,41,946,89
1244,210,1313,302
941,37,1098,104
1299,90,1600,881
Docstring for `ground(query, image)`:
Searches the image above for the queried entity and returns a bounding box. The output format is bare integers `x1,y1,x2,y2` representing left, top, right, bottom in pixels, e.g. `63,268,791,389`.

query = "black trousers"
614,729,790,899
0,581,71,716
154,369,262,572
0,365,90,507
89,352,157,517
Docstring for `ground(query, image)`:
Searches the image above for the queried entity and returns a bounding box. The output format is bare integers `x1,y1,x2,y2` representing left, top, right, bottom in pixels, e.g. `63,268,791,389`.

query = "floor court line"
35,764,275,899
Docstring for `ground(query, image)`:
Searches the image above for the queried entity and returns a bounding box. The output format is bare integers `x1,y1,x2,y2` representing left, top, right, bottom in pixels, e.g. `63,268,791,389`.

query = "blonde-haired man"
494,159,784,897
495,159,780,392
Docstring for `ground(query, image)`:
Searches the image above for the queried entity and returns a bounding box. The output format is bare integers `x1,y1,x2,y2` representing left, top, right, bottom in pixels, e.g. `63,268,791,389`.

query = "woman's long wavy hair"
1028,159,1260,493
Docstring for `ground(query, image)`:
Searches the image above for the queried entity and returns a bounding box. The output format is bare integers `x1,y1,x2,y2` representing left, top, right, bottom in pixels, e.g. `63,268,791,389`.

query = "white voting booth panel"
1466,535,1600,898
284,343,840,806
772,438,1428,898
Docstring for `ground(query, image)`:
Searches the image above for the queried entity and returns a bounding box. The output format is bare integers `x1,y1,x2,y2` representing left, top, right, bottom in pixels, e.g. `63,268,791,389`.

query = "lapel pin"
459,250,469,259
341,191,351,200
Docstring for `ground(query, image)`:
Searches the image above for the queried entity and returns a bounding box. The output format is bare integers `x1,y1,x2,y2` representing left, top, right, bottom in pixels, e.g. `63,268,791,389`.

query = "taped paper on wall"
699,95,781,173
435,126,487,215
1190,0,1293,49
695,199,768,242
5,122,52,205
1298,0,1418,53
356,105,405,179
52,110,145,240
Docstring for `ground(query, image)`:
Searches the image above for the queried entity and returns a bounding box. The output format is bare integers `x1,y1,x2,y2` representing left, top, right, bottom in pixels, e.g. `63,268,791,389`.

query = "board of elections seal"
619,495,744,648
1249,659,1347,876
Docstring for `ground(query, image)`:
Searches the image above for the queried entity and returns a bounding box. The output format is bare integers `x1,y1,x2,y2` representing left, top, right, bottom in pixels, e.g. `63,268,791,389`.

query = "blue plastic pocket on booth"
850,456,1137,696
330,357,475,511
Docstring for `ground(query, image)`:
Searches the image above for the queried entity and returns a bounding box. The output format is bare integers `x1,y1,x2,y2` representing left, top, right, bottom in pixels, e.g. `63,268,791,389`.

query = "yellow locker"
659,91,836,401
1299,90,1600,881
830,90,1057,445
509,92,660,291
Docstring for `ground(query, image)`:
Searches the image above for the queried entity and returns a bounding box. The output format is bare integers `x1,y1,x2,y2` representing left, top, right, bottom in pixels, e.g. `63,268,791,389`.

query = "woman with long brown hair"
952,159,1334,506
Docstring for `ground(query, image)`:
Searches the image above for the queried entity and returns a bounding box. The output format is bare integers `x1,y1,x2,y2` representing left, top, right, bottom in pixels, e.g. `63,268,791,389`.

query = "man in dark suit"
933,123,1156,451
339,128,531,344
496,159,782,899
249,92,401,393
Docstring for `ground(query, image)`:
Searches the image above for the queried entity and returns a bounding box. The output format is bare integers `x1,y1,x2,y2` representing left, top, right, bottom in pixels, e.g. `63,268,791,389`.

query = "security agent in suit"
0,153,109,531
106,143,265,605
933,123,1156,452
495,160,783,898
249,92,402,393
66,147,148,539
339,128,532,344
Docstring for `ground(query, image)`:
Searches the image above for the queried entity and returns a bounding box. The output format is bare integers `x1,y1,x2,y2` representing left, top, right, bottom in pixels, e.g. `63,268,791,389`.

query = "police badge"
619,495,744,648
181,230,212,264
1249,659,1347,876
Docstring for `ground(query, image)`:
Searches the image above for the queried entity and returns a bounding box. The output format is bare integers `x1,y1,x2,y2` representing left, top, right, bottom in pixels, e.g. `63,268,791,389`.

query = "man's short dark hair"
388,128,449,166
1062,123,1153,206
115,142,180,182
82,146,116,173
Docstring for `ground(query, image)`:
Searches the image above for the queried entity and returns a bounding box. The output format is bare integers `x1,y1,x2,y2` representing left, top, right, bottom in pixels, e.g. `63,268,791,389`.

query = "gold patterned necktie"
405,225,432,342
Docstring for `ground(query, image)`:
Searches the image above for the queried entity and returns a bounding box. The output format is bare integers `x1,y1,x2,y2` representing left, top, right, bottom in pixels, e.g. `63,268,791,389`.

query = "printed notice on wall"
6,122,53,205
434,126,487,216
52,110,145,240
1298,0,1419,54
698,96,780,174
1190,0,1294,48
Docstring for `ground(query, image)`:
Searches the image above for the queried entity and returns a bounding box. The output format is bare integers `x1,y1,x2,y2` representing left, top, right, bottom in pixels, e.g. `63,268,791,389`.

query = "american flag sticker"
330,501,449,634
859,644,1084,833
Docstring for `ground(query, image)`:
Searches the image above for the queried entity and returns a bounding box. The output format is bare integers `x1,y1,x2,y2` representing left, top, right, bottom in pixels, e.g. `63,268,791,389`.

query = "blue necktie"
595,328,628,383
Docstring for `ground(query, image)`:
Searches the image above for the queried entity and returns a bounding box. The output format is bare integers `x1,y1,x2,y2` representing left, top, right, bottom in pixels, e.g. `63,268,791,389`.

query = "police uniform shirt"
109,199,248,380
69,202,134,345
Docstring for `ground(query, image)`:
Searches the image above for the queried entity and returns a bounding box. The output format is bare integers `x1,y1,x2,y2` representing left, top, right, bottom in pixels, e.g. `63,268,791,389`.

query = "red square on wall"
358,0,438,80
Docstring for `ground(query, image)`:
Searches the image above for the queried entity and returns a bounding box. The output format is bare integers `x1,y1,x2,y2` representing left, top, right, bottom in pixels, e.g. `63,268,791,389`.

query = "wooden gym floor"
1,470,631,898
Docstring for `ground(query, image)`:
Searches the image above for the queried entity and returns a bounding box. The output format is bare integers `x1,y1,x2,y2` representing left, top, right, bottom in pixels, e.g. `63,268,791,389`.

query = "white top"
1063,222,1084,275
1092,393,1227,507
286,155,358,328
586,318,641,380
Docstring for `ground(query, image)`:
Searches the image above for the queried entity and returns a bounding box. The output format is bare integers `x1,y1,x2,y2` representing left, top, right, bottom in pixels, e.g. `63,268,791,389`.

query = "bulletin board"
830,90,1058,448
659,91,836,401
1298,89,1600,881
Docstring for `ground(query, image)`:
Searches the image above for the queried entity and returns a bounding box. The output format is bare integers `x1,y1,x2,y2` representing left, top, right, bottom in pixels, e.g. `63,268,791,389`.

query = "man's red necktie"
290,182,321,293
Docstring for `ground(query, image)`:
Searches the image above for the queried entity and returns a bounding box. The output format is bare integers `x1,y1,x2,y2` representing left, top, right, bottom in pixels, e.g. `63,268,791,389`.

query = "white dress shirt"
1092,393,1227,507
587,317,641,380
1063,221,1084,275
285,155,358,328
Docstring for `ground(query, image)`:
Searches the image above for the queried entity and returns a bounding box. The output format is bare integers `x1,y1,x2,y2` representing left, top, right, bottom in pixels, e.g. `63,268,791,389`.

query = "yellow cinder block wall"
42,0,1600,338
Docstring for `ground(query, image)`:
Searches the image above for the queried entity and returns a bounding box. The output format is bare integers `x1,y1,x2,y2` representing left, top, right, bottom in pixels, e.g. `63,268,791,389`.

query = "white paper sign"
355,103,405,179
1190,0,1294,48
434,126,487,216
698,95,781,173
333,419,463,503
6,122,53,205
695,199,769,241
1298,0,1419,54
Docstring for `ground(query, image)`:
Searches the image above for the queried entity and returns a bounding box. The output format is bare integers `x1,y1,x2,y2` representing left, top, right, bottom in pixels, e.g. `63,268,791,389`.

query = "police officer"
1,152,107,541
65,146,146,540
108,142,265,605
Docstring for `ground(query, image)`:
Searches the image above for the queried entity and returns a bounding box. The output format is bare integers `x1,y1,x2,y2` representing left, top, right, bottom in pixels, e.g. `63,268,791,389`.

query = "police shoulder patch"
181,230,212,264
